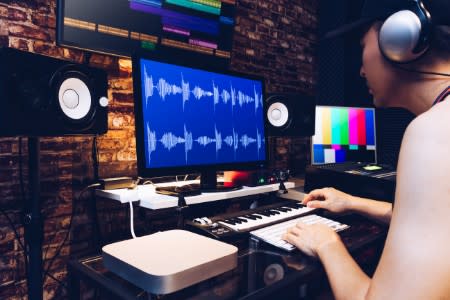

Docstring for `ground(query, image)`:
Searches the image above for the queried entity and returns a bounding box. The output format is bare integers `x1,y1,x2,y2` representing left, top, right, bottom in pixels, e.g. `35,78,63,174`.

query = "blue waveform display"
139,58,266,169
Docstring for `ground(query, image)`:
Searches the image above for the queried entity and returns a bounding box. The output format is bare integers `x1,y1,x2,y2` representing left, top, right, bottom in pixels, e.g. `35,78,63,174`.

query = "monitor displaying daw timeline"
311,106,376,164
133,56,267,174
57,0,236,61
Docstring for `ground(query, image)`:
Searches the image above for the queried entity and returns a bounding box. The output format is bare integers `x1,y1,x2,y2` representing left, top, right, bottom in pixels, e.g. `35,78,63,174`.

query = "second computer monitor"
311,106,376,164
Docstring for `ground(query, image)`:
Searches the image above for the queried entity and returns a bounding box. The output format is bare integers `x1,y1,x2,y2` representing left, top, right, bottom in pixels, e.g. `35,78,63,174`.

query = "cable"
393,64,450,77
129,201,137,239
44,271,68,290
17,137,29,279
92,137,99,182
43,183,101,281
0,208,28,258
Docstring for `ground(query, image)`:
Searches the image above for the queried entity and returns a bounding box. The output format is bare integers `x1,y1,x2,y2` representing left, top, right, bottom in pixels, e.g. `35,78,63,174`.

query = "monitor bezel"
311,105,377,165
132,50,269,179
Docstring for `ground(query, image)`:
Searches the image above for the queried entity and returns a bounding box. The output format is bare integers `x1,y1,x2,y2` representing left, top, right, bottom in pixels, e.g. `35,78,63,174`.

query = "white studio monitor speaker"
265,93,315,137
0,47,108,137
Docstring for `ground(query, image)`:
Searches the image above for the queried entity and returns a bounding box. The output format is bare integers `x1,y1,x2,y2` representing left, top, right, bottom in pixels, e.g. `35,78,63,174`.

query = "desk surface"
68,213,386,300
96,181,296,209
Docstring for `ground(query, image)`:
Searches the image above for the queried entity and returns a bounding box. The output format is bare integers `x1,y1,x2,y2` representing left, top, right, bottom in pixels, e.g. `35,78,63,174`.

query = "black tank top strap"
432,86,450,106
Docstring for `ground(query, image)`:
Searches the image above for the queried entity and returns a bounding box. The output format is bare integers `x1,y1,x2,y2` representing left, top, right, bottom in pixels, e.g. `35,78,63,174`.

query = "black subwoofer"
0,47,109,136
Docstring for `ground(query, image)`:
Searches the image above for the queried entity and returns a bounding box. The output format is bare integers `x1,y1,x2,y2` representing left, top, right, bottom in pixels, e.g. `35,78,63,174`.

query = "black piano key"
258,211,272,217
222,219,237,225
276,207,290,212
251,214,263,219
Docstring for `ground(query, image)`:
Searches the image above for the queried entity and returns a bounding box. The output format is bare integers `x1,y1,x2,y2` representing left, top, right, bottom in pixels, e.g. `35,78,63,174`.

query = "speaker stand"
23,137,43,300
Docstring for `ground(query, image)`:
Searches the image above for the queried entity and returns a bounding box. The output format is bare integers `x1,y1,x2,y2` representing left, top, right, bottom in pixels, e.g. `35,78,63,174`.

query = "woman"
283,0,450,299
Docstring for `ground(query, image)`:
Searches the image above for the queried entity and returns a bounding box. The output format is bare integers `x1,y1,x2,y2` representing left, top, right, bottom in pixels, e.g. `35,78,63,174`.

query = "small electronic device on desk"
154,183,202,197
102,230,238,294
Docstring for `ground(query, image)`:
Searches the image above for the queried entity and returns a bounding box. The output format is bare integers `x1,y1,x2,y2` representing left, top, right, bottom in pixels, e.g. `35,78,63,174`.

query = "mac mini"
102,230,238,294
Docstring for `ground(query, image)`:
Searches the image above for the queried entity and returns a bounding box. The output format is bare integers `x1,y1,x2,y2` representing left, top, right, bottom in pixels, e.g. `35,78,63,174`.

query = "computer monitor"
311,105,376,164
57,0,236,64
132,52,267,190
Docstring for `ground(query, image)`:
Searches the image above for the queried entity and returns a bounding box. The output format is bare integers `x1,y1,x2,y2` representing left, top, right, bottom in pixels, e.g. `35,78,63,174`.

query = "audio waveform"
146,123,157,165
146,122,194,164
215,126,222,156
143,65,263,111
257,128,265,154
240,134,256,149
145,123,265,164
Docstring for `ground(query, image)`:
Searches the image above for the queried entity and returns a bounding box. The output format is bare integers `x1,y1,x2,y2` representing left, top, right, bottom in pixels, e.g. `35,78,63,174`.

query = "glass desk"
68,214,386,300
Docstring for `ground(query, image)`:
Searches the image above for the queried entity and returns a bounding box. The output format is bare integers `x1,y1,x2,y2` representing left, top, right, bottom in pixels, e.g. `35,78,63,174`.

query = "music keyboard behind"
186,200,316,240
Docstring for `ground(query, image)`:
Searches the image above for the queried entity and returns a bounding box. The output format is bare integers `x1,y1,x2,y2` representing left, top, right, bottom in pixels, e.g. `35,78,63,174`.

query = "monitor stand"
200,170,242,193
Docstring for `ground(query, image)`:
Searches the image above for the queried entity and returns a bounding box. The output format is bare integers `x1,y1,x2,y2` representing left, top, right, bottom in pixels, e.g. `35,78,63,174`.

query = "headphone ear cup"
379,2,431,63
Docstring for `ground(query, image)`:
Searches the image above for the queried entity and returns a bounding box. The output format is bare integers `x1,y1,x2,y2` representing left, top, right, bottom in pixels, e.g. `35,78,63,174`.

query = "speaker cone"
58,77,92,120
267,102,289,127
263,263,285,286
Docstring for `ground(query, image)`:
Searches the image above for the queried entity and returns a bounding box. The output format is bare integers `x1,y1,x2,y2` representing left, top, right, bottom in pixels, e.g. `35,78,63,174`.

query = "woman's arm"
303,188,392,224
347,196,392,224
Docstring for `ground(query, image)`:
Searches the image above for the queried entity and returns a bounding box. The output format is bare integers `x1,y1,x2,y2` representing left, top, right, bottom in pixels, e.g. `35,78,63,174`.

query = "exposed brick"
89,53,118,69
0,18,8,36
32,40,64,58
8,6,27,22
109,77,133,91
8,23,52,41
0,4,8,18
31,11,55,28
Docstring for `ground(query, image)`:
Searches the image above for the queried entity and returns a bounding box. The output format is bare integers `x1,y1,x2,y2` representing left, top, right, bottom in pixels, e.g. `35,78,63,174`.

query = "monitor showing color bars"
311,106,377,164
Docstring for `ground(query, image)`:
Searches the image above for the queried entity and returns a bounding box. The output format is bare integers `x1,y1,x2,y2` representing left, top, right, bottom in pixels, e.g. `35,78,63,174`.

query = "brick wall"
0,0,318,298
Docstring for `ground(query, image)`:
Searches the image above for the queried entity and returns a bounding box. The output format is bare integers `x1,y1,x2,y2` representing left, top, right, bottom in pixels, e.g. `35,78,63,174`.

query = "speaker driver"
58,77,92,120
267,102,289,127
265,93,315,137
263,263,285,286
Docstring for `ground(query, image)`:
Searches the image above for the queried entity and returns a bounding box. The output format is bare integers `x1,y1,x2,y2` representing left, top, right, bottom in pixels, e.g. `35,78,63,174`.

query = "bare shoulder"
366,104,450,299
404,101,450,143
396,101,450,221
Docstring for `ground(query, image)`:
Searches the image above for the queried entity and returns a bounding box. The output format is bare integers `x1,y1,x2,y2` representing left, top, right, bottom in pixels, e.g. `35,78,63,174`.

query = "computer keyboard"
250,214,349,251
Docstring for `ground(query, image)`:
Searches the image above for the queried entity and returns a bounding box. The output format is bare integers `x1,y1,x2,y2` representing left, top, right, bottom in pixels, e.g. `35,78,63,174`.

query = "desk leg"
68,269,80,300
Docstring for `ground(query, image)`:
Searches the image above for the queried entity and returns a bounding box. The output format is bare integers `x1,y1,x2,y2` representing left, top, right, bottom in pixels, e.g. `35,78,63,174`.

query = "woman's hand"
302,187,355,214
282,222,341,257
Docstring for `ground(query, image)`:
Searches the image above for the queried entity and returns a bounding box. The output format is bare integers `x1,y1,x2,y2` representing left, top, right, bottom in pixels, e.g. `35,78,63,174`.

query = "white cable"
129,200,137,239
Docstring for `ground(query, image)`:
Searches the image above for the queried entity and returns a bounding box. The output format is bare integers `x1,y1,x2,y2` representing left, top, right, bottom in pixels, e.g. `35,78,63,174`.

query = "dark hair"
432,26,450,56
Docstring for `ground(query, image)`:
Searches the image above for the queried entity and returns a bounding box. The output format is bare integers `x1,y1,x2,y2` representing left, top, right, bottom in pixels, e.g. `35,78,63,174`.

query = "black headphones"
379,0,432,63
